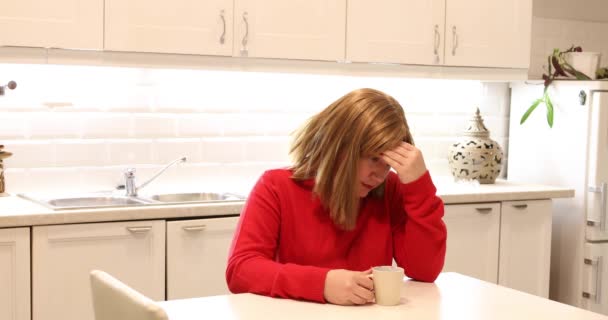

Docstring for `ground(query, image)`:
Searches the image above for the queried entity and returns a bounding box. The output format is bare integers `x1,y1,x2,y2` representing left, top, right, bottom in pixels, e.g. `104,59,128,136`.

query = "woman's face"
357,155,391,197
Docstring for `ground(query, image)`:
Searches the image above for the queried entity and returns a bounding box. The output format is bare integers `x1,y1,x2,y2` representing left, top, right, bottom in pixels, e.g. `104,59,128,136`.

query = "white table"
159,272,608,320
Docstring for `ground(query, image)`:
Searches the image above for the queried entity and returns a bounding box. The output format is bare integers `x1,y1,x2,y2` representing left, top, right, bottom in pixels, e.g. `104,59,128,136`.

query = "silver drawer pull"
126,226,152,234
476,207,493,214
512,204,528,209
588,183,607,231
183,225,207,232
583,257,603,303
219,9,226,44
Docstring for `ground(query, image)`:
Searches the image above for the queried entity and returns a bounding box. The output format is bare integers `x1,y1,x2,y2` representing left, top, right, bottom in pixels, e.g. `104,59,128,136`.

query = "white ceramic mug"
372,266,404,306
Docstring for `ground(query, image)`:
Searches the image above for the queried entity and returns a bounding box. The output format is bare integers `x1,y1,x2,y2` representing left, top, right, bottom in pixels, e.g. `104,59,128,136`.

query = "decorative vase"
0,145,13,194
448,108,503,184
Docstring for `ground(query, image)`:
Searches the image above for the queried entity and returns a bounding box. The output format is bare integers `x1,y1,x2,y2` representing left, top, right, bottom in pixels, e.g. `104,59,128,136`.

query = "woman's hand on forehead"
380,142,427,184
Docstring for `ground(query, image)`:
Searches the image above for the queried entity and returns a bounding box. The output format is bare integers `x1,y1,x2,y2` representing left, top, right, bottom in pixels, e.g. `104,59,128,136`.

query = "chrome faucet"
124,157,187,197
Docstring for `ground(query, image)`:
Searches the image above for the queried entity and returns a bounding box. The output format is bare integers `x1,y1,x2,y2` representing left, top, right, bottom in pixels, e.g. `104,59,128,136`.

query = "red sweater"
226,169,446,303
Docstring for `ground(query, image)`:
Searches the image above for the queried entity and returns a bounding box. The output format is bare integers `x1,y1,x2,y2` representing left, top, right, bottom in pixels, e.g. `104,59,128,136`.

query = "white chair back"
90,270,169,320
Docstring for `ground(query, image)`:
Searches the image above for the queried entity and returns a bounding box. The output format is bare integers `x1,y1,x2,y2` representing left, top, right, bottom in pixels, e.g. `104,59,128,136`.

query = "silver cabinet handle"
475,207,493,214
588,183,607,231
451,25,458,56
182,225,207,232
433,24,440,64
126,226,152,234
583,257,603,303
219,9,226,44
240,11,249,56
512,204,528,209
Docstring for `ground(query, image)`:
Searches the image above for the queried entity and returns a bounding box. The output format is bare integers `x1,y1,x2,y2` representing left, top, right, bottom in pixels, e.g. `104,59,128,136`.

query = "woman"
226,88,446,305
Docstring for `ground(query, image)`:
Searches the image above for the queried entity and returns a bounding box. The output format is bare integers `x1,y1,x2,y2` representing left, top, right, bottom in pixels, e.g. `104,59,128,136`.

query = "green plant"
598,67,608,79
520,46,592,127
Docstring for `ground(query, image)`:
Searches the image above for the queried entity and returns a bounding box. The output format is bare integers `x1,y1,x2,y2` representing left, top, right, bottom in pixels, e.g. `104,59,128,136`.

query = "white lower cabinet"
0,227,30,320
167,216,239,299
32,220,165,320
443,199,552,297
499,199,552,297
443,202,501,283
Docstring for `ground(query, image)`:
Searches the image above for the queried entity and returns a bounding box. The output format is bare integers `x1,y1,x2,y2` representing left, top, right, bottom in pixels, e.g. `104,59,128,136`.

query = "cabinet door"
0,0,103,49
33,220,165,320
0,228,30,320
582,242,608,315
443,203,500,283
105,0,233,55
167,216,239,299
346,0,445,65
499,199,552,297
444,0,532,68
234,0,346,61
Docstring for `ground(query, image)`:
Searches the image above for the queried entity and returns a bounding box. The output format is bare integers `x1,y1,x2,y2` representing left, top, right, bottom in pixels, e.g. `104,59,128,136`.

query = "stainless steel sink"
18,194,152,210
18,191,245,210
145,192,245,204
48,196,148,208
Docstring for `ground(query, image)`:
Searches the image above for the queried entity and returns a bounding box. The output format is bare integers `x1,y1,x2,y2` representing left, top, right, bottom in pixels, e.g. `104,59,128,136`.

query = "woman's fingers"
401,141,415,150
356,272,374,291
349,291,369,305
352,284,374,304
381,154,401,170
382,150,406,167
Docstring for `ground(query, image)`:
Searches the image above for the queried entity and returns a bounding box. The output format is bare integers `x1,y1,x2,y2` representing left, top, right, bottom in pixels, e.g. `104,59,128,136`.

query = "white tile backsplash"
201,138,245,163
153,138,202,163
54,140,108,167
81,113,132,138
27,113,84,138
0,113,27,139
106,140,155,165
132,114,177,138
243,137,291,162
4,141,56,168
0,64,511,193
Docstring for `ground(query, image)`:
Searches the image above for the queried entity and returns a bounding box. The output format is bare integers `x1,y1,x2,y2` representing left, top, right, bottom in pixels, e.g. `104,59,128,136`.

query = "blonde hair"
290,88,413,230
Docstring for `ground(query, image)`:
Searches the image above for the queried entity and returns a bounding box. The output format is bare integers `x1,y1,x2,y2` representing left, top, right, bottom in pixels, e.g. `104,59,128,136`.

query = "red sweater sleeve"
389,171,447,282
225,171,331,302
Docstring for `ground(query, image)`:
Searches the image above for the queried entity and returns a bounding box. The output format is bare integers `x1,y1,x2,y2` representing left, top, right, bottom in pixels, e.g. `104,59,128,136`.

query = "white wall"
529,17,608,78
0,64,509,195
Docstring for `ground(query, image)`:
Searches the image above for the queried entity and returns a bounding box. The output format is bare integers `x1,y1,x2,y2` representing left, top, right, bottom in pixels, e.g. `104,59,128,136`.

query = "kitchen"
1,0,608,319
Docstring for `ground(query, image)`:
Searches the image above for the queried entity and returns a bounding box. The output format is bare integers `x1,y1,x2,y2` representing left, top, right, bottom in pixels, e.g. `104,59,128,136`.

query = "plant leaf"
552,56,568,77
520,98,543,125
573,70,592,80
545,93,554,128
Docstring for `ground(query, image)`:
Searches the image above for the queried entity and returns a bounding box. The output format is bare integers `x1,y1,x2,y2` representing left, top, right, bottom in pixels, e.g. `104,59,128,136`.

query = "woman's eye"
371,157,380,162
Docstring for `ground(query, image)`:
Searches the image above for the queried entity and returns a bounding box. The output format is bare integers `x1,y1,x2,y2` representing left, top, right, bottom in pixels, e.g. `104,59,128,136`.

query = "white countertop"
158,272,607,320
0,178,573,228
434,177,574,204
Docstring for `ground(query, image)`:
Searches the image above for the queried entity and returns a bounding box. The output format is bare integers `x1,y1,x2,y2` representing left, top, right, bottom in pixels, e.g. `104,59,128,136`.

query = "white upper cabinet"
346,0,531,69
234,0,346,61
0,0,103,49
105,0,233,55
347,0,445,65
444,0,532,68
